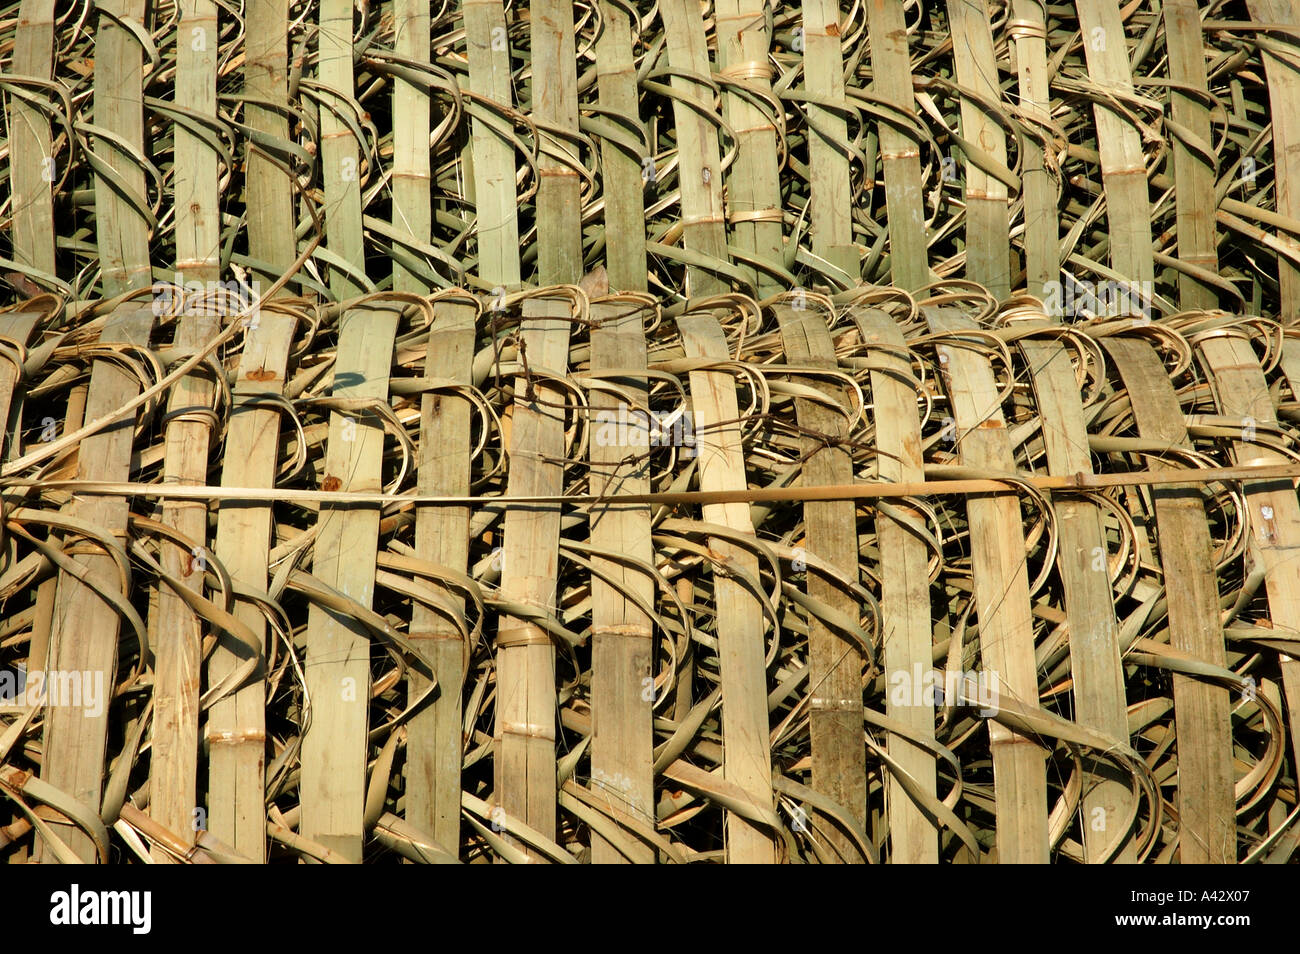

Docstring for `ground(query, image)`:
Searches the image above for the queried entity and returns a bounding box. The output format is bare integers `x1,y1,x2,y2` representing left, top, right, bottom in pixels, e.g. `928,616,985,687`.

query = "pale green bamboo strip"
318,0,366,300
209,311,297,863
1197,336,1300,816
1164,0,1219,310
38,305,154,863
1073,0,1155,290
0,311,41,460
243,0,297,287
659,0,730,298
1010,0,1056,299
392,0,432,294
800,0,857,282
1104,337,1234,863
775,304,866,862
92,0,152,296
925,306,1048,864
946,0,1009,300
595,0,649,292
1019,336,1135,863
865,0,929,291
1246,0,1300,322
6,0,56,279
852,306,937,863
407,299,476,853
678,313,778,863
463,0,521,289
530,0,583,285
588,298,656,864
300,307,400,861
495,297,571,856
714,0,783,296
150,0,222,862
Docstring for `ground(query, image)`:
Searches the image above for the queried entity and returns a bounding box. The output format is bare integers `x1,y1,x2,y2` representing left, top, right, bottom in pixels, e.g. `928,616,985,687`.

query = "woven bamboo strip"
300,307,400,861
407,297,476,851
318,0,366,299
1009,0,1056,299
1072,0,1156,290
0,310,42,460
38,305,154,863
714,0,783,295
678,312,778,864
92,0,152,296
775,302,866,862
392,0,432,295
1104,336,1234,863
800,0,857,282
588,297,656,863
530,0,583,286
865,0,929,291
946,0,1009,300
6,0,56,281
852,305,937,862
926,305,1048,863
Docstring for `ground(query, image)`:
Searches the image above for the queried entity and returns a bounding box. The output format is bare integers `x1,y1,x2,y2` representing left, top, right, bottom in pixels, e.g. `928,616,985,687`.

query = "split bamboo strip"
946,0,1009,300
1009,0,1056,299
865,0,929,291
925,305,1048,863
659,0,730,298
318,0,366,299
150,0,223,861
800,0,857,282
300,306,400,861
407,296,476,851
1072,0,1156,290
209,310,298,863
6,0,56,281
1104,336,1235,863
852,305,937,863
775,302,866,862
678,312,778,864
38,305,154,863
529,0,583,286
242,0,298,286
391,0,433,295
714,0,784,295
588,297,656,863
0,310,42,460
92,0,153,296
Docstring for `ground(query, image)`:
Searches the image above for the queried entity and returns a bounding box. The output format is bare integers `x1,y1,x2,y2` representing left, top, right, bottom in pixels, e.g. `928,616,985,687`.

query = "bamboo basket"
0,0,1298,864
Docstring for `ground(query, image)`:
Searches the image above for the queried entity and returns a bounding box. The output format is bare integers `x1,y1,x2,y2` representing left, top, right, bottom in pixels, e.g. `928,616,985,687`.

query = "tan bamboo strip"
853,306,937,863
93,0,152,296
530,0,583,286
775,303,866,862
678,313,778,863
6,0,56,280
714,0,783,295
495,296,571,856
925,306,1048,863
407,298,476,852
300,307,400,861
38,305,154,863
149,0,222,862
1010,0,1056,299
1246,0,1300,321
588,297,656,864
0,311,41,459
800,0,857,282
1104,337,1234,863
464,0,521,288
1072,1,1155,289
1019,334,1134,862
1198,335,1300,790
209,311,297,863
318,0,366,299
391,0,432,295
659,0,730,298
946,0,1009,300
243,0,297,285
595,0,649,292
865,0,929,291
1163,0,1219,310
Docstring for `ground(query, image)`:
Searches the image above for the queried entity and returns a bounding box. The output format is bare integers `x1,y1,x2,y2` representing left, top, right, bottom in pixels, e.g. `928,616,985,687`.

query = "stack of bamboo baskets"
1,0,1298,863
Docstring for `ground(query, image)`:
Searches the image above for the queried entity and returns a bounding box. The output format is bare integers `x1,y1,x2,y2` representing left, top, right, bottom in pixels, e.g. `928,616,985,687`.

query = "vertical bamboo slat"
1009,0,1056,299
1104,337,1235,863
6,0,56,281
318,0,366,299
392,0,432,295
